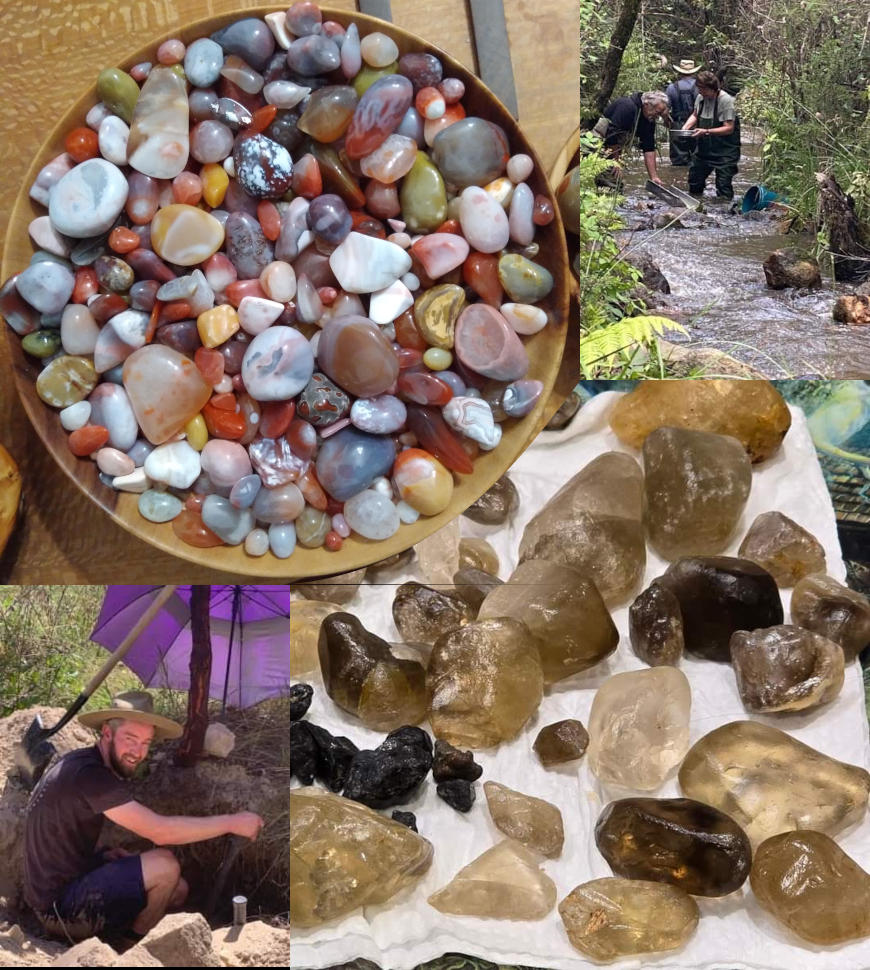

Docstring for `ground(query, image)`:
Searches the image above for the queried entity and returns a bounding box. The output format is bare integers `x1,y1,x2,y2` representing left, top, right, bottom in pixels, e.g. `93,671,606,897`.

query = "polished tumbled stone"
533,720,589,767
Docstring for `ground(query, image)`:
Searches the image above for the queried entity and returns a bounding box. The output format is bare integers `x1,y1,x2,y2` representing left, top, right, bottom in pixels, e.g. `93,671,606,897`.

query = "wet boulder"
624,252,670,294
763,249,821,289
833,294,870,326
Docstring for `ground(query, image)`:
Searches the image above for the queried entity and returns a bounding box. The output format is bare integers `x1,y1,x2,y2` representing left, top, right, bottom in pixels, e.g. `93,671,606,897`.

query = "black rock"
289,720,317,785
391,810,418,832
342,726,433,809
432,739,483,782
436,779,476,812
463,474,519,525
306,722,359,793
289,683,314,721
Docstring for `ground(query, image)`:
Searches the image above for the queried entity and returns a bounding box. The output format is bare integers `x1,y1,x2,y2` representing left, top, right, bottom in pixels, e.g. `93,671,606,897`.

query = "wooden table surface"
0,0,579,582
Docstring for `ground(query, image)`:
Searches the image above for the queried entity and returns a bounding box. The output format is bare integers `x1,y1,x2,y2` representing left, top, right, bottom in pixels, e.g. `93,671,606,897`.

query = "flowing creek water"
615,130,870,377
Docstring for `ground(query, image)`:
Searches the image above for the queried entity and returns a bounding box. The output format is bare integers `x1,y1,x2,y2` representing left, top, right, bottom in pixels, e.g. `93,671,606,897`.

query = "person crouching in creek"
594,91,670,187
680,71,741,201
23,691,264,945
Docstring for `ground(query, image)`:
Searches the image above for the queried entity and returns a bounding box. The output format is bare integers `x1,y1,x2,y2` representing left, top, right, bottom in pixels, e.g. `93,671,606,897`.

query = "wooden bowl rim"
2,5,570,580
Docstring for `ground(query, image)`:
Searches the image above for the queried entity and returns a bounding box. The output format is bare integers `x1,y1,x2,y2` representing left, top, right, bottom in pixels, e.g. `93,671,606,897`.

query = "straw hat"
673,59,701,75
79,691,182,741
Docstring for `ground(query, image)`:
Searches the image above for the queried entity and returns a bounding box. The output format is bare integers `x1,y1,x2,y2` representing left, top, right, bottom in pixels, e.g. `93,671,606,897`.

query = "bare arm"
105,800,263,846
698,118,735,137
682,113,698,130
644,150,662,184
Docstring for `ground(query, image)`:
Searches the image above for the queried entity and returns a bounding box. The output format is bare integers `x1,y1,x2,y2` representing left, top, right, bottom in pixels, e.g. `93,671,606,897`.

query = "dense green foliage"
0,586,181,718
584,0,870,234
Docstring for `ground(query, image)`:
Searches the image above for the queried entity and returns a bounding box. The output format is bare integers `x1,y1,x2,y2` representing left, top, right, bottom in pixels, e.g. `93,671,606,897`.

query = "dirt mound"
0,706,95,906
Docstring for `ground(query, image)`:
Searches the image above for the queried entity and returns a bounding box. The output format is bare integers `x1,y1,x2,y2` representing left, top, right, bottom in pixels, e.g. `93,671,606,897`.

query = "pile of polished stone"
1,1,558,560
289,380,870,960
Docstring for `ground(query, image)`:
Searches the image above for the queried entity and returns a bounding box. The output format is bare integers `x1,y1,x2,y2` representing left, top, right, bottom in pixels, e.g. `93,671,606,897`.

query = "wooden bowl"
2,6,570,579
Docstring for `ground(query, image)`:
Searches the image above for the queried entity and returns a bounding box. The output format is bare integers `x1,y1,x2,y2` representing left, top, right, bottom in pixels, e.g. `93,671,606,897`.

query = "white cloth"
291,392,870,970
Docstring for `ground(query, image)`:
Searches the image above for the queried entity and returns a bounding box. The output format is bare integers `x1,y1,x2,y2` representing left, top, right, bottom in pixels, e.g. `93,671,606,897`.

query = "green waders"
688,95,741,199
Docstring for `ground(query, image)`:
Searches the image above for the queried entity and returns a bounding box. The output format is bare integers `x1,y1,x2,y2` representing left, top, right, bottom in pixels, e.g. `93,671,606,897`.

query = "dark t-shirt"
23,746,133,912
603,93,657,153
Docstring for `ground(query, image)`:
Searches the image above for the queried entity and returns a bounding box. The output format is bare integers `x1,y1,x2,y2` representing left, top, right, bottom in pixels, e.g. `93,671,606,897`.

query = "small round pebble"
391,810,418,832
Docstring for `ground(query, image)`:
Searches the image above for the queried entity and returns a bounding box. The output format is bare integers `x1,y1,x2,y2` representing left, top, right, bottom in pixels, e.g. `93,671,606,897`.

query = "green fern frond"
580,316,687,369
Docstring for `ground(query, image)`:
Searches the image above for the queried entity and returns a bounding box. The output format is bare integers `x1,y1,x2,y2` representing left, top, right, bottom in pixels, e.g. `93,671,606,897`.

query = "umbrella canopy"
91,586,296,708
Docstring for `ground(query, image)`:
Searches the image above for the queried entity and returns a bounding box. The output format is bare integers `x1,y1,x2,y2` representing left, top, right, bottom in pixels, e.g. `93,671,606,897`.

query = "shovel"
14,584,178,789
206,834,250,919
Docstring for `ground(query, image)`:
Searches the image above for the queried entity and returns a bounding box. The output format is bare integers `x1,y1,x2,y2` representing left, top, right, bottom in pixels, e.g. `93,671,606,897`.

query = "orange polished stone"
394,309,428,351
64,126,99,162
298,465,329,510
68,424,109,456
172,508,225,547
393,447,454,515
244,103,278,135
72,267,99,304
257,201,282,241
259,400,296,438
463,252,503,307
203,400,246,439
194,346,225,385
109,227,142,254
225,279,267,306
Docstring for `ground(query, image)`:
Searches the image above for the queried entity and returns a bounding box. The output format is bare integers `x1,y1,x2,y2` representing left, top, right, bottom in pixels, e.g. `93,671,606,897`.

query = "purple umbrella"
90,586,295,709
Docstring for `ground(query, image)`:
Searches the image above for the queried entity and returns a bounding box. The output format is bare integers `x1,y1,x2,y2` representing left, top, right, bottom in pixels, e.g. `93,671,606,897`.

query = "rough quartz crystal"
730,624,844,713
643,427,751,560
477,559,618,684
457,537,500,575
518,452,645,605
790,573,870,662
290,788,433,926
657,557,783,661
595,797,752,897
679,720,870,845
588,668,691,791
392,582,475,645
426,617,543,749
533,720,589,767
428,840,557,919
751,831,870,945
318,612,426,730
628,582,684,666
484,781,564,857
415,519,460,586
608,379,792,463
559,877,699,961
289,600,342,676
452,567,503,611
738,511,826,586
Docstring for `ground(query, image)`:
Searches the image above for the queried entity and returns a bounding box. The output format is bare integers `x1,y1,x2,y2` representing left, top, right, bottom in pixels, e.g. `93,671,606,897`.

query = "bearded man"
23,691,263,943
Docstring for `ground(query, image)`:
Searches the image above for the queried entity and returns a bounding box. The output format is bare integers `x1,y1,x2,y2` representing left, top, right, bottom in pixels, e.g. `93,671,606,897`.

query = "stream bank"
615,130,870,377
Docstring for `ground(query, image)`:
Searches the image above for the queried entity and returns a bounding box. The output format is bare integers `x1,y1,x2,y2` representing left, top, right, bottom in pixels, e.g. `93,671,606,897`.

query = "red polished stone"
463,252,503,306
406,404,473,474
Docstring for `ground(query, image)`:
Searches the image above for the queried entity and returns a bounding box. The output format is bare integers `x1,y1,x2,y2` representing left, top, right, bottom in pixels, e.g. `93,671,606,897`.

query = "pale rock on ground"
211,920,291,966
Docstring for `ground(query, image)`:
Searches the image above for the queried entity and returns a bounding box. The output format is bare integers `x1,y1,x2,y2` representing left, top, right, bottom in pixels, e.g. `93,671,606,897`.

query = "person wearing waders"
666,59,700,166
680,70,741,200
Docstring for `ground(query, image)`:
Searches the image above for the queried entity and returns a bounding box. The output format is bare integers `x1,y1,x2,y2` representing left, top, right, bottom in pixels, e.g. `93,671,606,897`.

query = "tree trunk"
816,172,870,282
175,585,212,766
593,0,644,118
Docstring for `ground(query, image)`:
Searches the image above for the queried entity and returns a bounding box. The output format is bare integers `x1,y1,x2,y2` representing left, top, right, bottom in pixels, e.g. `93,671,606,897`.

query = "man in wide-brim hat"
667,59,702,166
23,691,264,944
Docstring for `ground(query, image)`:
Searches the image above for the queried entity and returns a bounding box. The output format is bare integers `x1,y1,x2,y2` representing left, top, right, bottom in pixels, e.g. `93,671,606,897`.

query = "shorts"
37,854,146,942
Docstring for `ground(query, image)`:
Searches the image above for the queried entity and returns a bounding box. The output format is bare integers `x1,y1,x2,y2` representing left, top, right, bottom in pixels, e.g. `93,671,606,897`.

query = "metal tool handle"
46,585,179,739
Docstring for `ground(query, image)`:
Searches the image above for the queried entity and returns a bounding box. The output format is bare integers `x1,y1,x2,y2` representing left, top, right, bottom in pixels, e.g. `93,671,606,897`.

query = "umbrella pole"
221,586,241,715
175,585,213,766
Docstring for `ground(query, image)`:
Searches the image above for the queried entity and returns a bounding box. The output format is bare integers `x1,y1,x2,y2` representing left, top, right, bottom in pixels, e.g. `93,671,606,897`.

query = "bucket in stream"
741,184,783,213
